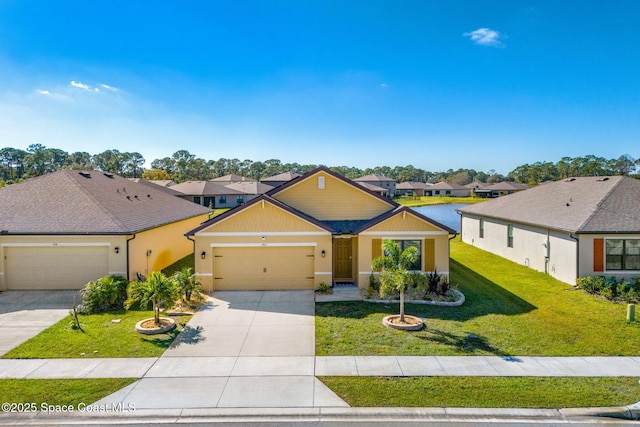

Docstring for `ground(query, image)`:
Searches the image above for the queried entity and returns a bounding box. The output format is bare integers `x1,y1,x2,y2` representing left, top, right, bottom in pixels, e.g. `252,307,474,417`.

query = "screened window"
219,196,226,204
389,240,422,271
606,239,640,271
507,224,514,248
479,219,485,239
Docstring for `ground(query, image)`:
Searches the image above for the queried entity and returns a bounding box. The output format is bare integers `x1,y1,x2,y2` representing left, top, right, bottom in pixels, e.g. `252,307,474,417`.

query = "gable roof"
397,181,431,190
170,181,244,196
129,178,183,196
260,171,302,182
464,181,488,189
353,174,396,183
266,166,398,208
430,182,468,190
458,176,640,234
210,174,256,183
355,206,456,234
486,181,529,191
0,170,211,235
225,181,273,195
356,182,388,193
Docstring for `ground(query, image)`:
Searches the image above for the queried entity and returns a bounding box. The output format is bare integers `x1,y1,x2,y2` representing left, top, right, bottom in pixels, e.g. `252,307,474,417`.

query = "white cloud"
70,80,91,90
100,83,118,91
380,83,389,88
36,89,51,96
463,28,505,47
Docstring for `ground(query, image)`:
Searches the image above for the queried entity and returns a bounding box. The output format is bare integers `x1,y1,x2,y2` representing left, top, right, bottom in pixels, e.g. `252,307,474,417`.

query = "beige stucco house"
458,176,640,285
188,167,455,292
0,171,211,290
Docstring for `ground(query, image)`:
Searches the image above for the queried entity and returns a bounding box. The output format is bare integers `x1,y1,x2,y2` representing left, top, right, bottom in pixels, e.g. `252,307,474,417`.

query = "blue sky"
0,1,638,174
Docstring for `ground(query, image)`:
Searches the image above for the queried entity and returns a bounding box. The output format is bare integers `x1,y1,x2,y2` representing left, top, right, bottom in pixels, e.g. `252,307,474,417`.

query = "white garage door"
213,246,315,290
5,246,109,290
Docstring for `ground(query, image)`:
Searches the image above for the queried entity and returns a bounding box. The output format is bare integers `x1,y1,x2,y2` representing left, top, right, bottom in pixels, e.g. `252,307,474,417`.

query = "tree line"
1,145,638,187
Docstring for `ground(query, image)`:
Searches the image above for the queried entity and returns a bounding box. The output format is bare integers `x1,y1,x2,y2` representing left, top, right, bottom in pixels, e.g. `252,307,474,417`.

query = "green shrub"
78,275,129,314
576,275,640,303
172,267,205,303
316,282,332,295
427,269,441,294
369,274,380,291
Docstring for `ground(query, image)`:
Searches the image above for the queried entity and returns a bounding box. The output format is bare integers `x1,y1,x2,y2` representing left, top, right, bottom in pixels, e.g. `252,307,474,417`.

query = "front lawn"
316,239,640,356
0,378,136,407
320,377,640,408
3,310,191,359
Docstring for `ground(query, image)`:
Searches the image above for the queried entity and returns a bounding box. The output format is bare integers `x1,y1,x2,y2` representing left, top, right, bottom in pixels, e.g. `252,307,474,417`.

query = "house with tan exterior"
458,176,640,285
353,174,396,197
260,172,302,188
0,171,211,290
427,182,471,197
397,181,432,197
187,167,455,292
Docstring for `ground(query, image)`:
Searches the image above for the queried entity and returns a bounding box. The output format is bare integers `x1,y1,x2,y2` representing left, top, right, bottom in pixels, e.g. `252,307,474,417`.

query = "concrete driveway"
0,291,79,356
96,290,347,409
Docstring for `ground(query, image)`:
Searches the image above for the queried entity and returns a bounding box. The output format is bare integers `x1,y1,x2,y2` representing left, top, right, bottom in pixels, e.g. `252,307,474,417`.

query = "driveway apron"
0,291,78,356
96,290,348,409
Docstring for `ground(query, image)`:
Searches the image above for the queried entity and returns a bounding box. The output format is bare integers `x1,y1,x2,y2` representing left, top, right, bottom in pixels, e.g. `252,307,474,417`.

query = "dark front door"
334,238,353,281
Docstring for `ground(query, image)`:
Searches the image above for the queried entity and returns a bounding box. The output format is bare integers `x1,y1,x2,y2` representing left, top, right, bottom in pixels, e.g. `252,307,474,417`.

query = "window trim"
605,238,640,271
507,224,514,248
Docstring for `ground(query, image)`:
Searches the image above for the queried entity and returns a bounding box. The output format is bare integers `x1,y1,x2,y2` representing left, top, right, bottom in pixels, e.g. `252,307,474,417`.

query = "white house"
458,176,640,285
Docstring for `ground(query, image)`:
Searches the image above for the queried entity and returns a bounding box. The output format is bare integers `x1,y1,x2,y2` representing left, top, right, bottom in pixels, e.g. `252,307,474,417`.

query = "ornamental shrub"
78,275,129,314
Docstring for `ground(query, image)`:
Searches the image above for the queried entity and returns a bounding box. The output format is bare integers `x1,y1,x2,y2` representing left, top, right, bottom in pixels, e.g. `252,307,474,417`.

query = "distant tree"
450,171,472,186
142,168,172,181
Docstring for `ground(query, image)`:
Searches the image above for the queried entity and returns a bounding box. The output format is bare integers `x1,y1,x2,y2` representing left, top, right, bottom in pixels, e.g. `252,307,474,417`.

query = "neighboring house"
128,178,184,197
188,167,456,292
353,174,396,197
171,180,273,209
464,181,492,198
0,171,211,290
260,172,302,188
397,181,432,197
210,174,256,184
170,181,246,209
458,176,640,285
356,182,389,197
426,182,471,197
486,181,529,197
129,178,176,187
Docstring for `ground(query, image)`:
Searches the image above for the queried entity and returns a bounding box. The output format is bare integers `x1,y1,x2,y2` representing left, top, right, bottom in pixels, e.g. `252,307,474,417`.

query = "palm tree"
172,267,204,303
125,271,180,326
371,240,418,323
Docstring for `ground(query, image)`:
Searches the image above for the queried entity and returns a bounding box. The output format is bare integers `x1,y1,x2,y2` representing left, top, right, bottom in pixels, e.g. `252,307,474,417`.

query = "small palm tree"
125,271,180,326
173,267,204,303
371,240,418,323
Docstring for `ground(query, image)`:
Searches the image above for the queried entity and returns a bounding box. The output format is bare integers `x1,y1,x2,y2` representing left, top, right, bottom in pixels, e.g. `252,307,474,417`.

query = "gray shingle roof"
397,181,431,190
260,172,302,182
353,174,395,183
486,181,529,191
169,181,245,196
0,171,211,234
458,176,640,233
430,182,467,190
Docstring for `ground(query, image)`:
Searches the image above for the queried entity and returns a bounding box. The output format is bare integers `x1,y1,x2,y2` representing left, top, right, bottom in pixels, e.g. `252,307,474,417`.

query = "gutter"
126,234,136,281
569,233,579,284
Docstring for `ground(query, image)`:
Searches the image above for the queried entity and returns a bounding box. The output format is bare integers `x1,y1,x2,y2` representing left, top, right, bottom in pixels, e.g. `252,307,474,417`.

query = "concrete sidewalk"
3,356,640,379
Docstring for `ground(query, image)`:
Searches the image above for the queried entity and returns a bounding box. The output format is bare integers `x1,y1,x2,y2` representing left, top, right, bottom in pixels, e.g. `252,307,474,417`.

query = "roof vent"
103,173,114,179
122,187,127,193
78,172,91,178
147,194,152,199
564,178,576,182
134,195,140,200
596,177,610,182
126,195,132,200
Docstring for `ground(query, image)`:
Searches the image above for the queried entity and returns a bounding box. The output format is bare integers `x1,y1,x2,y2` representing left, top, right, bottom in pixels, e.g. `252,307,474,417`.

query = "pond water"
411,204,468,233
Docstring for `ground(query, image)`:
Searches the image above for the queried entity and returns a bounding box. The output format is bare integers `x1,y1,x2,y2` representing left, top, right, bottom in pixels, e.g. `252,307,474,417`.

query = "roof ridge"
577,176,625,232
67,171,130,232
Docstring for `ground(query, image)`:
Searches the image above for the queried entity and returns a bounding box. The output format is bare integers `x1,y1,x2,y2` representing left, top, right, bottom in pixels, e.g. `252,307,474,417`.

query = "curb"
1,405,636,425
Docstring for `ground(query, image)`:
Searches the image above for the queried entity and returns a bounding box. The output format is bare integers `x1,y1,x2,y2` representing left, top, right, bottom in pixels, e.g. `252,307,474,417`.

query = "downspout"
570,233,579,285
544,229,551,274
186,234,196,265
126,234,136,281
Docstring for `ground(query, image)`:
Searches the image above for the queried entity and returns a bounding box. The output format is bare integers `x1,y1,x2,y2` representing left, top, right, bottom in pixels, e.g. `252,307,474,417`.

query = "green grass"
320,377,640,408
2,310,192,359
395,196,486,207
316,239,640,356
0,378,136,406
161,253,195,276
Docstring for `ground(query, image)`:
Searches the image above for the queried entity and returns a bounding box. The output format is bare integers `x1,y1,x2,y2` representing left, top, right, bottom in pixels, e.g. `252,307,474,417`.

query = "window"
606,239,640,271
203,197,215,208
434,190,440,195
479,219,484,239
388,240,422,271
507,224,514,248
236,196,244,205
318,176,325,189
445,190,451,195
193,196,201,205
219,196,226,204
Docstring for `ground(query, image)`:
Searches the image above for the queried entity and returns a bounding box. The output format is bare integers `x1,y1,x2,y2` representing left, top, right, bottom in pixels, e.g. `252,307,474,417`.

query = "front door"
334,238,353,282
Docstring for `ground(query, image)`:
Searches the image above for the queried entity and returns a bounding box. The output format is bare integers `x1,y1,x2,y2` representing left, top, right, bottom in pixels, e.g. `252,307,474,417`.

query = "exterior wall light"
201,251,206,259
321,250,326,258
114,246,120,254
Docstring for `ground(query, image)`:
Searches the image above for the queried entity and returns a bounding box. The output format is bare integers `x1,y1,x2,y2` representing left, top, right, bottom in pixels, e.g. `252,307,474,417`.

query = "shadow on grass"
419,328,507,356
140,317,199,349
316,259,537,323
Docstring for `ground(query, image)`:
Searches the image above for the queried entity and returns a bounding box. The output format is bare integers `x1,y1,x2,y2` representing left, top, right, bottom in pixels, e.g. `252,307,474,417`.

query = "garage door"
5,246,109,290
213,246,315,290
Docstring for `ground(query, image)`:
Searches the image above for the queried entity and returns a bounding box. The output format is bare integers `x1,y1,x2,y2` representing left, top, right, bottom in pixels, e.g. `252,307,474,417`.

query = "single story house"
353,174,396,197
397,181,432,197
0,171,211,290
356,181,390,197
170,181,247,209
426,182,471,197
210,174,256,184
458,176,640,285
485,181,529,197
188,167,456,292
260,172,302,188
